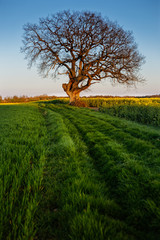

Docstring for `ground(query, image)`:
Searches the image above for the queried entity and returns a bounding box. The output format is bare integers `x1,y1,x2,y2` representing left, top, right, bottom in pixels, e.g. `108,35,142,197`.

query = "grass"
0,104,47,240
36,106,132,240
42,102,160,239
1,101,160,239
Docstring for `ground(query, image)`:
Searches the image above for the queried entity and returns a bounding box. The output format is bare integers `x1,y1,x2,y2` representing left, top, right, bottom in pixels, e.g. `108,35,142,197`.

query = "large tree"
21,10,145,104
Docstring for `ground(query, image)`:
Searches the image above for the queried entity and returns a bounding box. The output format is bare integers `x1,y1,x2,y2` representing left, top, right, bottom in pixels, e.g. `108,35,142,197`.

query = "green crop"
41,102,160,239
0,104,47,240
1,101,160,239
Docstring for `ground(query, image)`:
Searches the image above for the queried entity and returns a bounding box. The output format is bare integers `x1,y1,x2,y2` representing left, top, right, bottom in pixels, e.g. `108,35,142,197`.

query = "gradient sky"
0,0,159,98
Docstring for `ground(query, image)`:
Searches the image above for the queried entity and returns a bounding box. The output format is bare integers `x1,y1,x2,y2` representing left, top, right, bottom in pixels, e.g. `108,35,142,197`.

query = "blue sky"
0,0,159,97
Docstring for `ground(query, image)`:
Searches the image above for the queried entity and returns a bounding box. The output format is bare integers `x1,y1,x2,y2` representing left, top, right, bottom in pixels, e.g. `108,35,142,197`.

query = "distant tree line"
0,94,160,103
0,95,58,103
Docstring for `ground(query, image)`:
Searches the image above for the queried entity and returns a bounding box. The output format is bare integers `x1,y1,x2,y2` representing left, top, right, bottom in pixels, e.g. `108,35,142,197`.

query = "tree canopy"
21,10,145,104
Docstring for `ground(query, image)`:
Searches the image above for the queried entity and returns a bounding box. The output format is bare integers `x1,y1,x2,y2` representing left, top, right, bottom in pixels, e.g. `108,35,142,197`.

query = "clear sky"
0,0,159,98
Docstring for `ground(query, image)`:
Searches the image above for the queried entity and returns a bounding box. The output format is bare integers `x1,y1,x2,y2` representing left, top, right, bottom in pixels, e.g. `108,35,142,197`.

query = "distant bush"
70,100,88,107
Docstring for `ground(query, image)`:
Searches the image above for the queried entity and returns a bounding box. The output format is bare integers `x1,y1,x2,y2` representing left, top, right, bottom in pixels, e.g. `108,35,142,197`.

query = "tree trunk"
68,91,80,104
62,83,80,104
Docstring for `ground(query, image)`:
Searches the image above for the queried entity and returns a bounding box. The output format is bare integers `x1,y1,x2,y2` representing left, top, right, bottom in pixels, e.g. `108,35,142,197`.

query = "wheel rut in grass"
36,106,135,240
44,104,160,239
50,105,160,173
81,108,160,149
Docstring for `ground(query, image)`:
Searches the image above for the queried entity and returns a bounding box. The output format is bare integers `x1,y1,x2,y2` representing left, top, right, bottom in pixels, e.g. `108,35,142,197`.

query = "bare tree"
21,10,145,104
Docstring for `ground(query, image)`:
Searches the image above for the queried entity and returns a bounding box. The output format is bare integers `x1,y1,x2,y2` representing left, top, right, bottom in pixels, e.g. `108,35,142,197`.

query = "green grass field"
0,104,47,239
0,101,160,239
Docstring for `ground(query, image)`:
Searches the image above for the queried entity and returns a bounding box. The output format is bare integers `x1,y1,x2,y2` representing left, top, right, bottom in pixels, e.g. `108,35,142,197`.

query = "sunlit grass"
36,106,133,239
0,104,47,239
0,102,22,105
1,101,160,239
43,102,160,239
